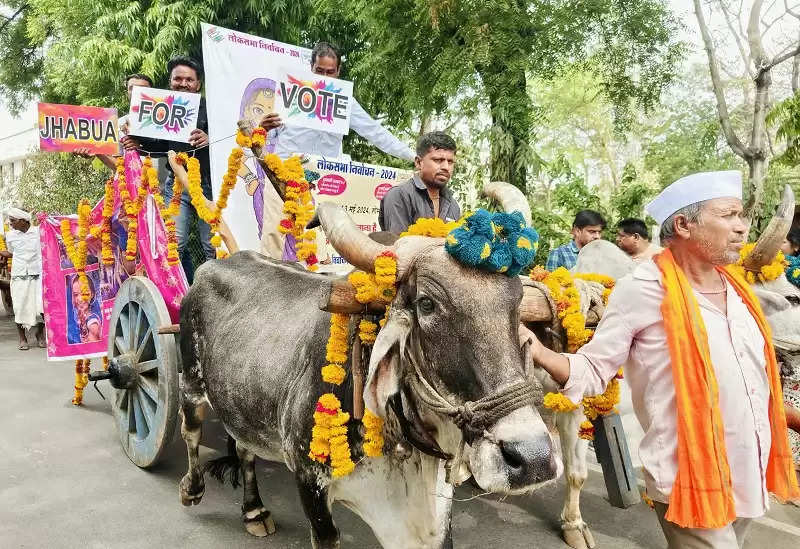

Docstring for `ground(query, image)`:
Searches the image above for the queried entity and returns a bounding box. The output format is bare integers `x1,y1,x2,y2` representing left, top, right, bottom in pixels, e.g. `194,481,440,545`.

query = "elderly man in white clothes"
0,208,45,350
522,170,799,548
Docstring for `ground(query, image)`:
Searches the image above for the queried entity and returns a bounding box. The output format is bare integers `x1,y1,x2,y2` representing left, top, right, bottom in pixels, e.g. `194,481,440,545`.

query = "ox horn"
743,185,795,272
482,181,532,227
308,202,390,273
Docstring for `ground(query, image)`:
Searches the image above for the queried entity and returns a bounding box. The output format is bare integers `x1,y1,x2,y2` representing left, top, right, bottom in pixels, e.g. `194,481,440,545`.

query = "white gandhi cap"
645,170,742,225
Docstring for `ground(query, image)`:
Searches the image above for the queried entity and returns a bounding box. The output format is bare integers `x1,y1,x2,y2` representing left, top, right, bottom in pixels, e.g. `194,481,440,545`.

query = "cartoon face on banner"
128,87,201,143
38,102,119,155
273,68,353,135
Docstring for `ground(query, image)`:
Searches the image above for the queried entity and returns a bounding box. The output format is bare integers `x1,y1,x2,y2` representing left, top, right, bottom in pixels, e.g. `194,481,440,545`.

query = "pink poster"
40,151,188,361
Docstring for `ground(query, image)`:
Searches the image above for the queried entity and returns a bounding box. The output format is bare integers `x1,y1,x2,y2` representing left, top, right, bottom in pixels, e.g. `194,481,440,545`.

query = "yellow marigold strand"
362,409,384,457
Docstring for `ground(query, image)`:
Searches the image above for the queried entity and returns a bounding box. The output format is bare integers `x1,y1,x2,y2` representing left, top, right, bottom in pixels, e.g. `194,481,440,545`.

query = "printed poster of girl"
236,78,329,263
238,78,278,239
66,270,102,344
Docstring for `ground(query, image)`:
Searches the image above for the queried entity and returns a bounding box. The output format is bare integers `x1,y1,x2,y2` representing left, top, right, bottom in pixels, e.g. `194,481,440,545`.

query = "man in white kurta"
526,171,798,548
1,208,45,350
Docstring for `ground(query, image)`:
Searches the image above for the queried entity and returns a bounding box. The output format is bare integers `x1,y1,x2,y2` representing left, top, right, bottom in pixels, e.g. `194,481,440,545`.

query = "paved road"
1,310,798,548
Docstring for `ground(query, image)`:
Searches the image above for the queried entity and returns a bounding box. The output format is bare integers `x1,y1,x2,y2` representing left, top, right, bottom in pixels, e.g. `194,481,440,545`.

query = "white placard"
127,87,201,143
272,66,353,135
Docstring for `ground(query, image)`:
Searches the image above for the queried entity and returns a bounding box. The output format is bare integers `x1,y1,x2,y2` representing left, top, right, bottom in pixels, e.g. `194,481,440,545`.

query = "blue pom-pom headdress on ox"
445,208,540,276
787,255,800,288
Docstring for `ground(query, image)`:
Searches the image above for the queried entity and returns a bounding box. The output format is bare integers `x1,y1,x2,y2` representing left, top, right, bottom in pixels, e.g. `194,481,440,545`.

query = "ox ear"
364,310,411,418
751,286,794,314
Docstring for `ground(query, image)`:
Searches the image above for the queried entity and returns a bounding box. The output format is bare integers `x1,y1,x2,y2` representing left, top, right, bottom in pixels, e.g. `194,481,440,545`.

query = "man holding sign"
259,42,415,162
122,56,215,275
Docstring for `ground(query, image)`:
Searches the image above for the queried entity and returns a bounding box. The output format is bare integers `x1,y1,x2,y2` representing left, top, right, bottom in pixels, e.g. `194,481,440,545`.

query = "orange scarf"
654,248,799,528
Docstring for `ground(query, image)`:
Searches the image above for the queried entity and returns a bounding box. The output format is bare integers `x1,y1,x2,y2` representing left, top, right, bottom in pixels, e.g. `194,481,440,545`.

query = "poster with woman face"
39,151,189,361
39,206,131,360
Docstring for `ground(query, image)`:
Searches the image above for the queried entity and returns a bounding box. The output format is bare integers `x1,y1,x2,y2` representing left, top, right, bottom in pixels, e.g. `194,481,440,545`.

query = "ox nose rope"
404,348,543,485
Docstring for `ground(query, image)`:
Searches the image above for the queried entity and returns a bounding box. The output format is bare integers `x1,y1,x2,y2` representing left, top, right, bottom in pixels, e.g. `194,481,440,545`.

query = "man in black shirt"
121,56,214,274
379,131,460,233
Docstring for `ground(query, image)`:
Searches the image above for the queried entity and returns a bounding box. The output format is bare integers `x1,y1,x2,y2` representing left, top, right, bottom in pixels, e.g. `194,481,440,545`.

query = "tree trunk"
743,69,771,219
480,65,531,191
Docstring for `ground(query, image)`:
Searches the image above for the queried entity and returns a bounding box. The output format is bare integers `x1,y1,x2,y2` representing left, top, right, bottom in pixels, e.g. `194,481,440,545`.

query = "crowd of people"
2,38,800,549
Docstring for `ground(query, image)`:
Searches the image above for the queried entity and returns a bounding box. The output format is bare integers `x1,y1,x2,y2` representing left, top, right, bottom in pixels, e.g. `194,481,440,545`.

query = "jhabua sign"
127,87,201,143
38,103,119,155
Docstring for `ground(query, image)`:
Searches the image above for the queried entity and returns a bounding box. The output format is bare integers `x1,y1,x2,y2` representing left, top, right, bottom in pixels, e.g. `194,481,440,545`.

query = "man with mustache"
524,170,799,547
378,131,460,233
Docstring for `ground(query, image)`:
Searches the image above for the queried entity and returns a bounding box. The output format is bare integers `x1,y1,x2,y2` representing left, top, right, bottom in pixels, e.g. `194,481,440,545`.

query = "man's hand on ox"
522,325,571,387
259,112,282,132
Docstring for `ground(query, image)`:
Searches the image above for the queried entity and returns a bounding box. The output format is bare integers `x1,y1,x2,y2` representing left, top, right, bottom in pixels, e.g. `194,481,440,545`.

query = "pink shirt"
562,259,772,517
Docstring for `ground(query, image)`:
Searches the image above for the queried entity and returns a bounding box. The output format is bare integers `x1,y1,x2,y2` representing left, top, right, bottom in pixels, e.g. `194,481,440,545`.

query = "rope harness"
401,335,544,484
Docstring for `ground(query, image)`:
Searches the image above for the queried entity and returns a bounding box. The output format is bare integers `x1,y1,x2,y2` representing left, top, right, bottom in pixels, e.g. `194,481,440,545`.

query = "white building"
0,103,38,210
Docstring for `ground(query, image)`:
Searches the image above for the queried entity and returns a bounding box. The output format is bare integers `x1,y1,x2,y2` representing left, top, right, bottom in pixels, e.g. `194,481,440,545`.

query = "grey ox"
177,185,571,549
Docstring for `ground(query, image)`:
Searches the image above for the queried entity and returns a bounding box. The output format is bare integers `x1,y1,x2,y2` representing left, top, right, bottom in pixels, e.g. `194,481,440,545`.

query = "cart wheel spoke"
114,336,127,356
136,389,155,432
133,302,144,349
127,391,136,433
131,391,149,439
138,374,158,403
137,359,160,375
135,327,154,363
128,303,139,353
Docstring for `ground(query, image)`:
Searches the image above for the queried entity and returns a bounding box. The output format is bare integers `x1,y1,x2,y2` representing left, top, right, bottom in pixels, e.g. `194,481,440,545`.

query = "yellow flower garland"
532,266,620,439
71,358,91,405
362,409,385,457
399,217,462,237
61,200,91,301
308,313,356,476
115,157,142,261
268,153,318,271
101,176,114,265
728,242,787,284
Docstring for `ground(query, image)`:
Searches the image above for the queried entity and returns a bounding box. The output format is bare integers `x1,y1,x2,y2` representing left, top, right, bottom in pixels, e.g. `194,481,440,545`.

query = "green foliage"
767,91,800,167
642,100,741,190
315,0,685,189
15,152,108,215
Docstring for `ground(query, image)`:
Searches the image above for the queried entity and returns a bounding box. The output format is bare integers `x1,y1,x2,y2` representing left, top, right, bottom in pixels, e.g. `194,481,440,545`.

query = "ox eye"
416,296,436,315
786,295,800,306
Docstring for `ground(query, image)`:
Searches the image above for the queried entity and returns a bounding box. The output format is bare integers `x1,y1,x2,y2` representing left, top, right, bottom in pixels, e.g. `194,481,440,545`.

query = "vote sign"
128,87,201,143
274,67,353,135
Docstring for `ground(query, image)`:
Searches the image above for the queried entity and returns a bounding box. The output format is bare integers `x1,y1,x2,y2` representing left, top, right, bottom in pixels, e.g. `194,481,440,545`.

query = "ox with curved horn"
743,185,796,272
308,202,390,273
482,181,533,227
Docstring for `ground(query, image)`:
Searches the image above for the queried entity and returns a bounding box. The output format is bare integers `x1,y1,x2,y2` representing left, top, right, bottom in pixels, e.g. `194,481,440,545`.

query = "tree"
15,152,107,215
316,0,685,190
693,0,800,222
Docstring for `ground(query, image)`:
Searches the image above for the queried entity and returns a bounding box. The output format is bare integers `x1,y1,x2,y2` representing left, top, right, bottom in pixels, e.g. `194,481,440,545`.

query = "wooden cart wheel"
107,276,178,468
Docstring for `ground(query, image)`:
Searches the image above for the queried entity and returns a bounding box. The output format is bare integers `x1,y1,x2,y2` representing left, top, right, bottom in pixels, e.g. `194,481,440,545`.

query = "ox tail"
201,435,241,489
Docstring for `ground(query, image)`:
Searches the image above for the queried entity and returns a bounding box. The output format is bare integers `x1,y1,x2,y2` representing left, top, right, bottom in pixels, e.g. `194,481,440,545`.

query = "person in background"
121,56,213,282
524,170,800,547
781,228,800,258
378,131,460,233
615,217,661,261
75,73,153,170
0,208,45,350
259,42,415,162
545,210,606,271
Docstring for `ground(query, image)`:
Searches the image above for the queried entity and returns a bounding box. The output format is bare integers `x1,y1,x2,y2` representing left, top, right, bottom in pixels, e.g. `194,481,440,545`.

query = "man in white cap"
0,208,46,350
522,171,799,547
